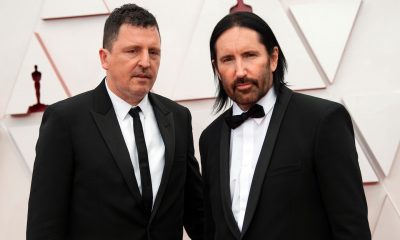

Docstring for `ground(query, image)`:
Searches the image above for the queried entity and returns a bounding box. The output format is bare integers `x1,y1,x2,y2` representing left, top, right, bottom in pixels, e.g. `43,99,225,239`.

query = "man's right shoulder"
200,109,229,139
46,89,94,115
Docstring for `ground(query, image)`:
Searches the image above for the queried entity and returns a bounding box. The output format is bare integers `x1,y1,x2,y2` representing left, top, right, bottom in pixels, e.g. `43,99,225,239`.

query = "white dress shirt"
106,80,165,206
230,87,277,231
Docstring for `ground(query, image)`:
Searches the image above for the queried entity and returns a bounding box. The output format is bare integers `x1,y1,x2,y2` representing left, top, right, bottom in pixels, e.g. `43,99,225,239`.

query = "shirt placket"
238,122,254,229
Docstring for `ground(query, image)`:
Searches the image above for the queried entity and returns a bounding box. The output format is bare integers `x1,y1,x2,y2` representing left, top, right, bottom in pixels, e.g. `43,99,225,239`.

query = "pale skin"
99,24,161,106
213,26,279,111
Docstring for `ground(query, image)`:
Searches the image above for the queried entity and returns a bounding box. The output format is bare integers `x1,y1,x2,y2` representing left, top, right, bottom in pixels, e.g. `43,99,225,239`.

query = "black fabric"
225,104,265,129
129,107,153,217
200,86,371,240
27,80,204,240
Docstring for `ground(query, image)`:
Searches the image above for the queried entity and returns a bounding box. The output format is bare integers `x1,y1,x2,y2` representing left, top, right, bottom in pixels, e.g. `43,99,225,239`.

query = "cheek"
260,67,273,88
218,68,235,84
150,58,161,69
258,62,272,78
220,79,234,96
216,63,230,74
149,78,157,88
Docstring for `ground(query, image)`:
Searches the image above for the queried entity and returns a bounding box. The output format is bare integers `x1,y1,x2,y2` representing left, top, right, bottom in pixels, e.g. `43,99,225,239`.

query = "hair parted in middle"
209,11,287,112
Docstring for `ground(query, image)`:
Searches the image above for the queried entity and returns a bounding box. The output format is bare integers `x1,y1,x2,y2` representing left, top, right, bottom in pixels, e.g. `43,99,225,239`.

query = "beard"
229,71,272,109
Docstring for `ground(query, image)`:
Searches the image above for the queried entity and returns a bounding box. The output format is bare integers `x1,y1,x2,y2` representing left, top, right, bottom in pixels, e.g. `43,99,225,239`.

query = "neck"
237,103,253,112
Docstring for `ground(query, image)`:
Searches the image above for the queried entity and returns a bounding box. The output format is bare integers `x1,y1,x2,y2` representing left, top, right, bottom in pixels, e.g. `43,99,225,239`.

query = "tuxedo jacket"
200,86,370,240
27,80,203,240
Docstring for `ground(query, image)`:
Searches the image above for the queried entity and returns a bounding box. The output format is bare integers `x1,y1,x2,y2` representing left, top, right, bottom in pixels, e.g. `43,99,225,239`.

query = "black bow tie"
225,104,265,129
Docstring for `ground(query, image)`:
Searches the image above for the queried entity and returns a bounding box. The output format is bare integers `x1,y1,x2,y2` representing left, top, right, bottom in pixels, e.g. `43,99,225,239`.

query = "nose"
138,52,150,68
235,59,247,79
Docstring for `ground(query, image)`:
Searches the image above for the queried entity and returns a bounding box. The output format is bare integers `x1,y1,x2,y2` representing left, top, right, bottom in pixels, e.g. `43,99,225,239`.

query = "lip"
133,75,151,80
235,82,252,91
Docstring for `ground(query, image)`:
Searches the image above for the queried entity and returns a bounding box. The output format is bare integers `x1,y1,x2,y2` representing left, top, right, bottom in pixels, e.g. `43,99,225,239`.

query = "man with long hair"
200,11,370,240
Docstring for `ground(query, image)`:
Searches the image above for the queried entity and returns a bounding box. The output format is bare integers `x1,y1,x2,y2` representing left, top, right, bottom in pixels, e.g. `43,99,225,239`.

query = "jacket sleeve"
314,104,371,240
183,108,204,240
27,105,74,240
199,131,216,240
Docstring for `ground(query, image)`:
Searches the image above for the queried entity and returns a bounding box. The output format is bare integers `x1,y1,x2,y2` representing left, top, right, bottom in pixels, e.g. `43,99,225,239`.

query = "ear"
99,48,110,70
270,46,279,72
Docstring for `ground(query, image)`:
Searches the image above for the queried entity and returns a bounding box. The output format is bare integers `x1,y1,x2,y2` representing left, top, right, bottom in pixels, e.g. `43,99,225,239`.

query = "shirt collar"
232,86,277,124
105,78,151,121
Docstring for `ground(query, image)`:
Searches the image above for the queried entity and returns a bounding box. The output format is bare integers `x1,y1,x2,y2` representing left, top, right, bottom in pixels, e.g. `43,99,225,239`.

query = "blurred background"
0,0,399,239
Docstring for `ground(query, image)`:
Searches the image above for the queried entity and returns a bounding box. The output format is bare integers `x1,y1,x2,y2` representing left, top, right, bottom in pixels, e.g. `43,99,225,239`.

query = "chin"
131,85,149,92
235,93,258,102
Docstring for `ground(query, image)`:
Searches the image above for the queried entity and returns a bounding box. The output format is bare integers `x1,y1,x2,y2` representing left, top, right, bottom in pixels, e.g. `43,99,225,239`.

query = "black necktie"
225,104,265,129
128,107,153,216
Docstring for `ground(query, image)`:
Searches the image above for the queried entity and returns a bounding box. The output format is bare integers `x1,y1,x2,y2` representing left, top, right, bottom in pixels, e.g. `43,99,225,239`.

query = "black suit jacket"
200,86,370,240
27,80,203,240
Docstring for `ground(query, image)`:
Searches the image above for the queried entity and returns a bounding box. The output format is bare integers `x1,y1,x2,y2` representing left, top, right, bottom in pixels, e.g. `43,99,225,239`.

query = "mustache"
233,77,258,87
131,70,152,79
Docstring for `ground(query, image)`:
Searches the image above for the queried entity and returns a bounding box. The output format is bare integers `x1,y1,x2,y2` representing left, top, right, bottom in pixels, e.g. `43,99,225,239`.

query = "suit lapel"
219,108,242,239
90,80,143,204
240,86,293,238
147,93,175,222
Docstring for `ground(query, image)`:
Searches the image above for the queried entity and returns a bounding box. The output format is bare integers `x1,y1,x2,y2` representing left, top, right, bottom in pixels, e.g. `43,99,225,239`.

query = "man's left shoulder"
291,91,345,113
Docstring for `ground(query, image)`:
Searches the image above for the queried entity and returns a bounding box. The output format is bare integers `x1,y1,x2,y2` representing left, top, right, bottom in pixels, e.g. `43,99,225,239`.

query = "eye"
220,56,234,63
126,48,138,54
149,49,160,56
243,51,258,58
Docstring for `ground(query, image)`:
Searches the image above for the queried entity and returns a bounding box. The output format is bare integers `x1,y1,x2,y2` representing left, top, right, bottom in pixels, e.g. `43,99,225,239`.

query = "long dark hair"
210,12,287,112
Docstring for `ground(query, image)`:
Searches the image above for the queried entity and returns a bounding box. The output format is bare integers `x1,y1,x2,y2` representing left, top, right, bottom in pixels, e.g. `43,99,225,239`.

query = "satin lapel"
220,108,241,238
90,80,143,204
240,86,293,238
147,93,175,222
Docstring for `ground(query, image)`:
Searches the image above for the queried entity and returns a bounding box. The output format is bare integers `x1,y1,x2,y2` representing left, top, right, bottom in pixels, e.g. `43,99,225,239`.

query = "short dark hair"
103,4,159,51
210,11,287,112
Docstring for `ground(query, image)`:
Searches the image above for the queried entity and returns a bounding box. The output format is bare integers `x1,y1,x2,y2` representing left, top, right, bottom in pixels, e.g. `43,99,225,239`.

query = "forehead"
215,26,264,53
115,24,161,46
